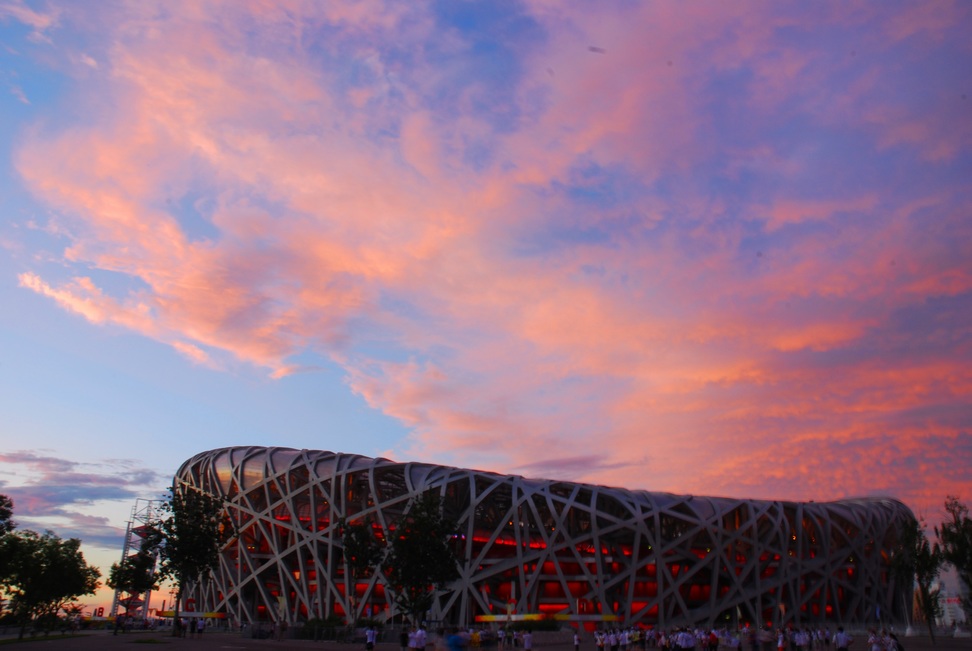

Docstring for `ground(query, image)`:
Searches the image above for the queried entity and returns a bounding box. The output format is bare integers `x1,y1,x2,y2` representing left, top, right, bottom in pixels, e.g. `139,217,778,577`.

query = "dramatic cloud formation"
0,451,166,548
5,1,971,520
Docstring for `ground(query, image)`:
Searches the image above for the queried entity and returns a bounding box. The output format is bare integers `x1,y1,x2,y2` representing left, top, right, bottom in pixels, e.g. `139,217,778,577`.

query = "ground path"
0,631,969,651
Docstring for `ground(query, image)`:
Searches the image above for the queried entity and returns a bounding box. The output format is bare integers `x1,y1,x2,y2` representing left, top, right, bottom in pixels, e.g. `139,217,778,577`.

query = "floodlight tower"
110,498,161,620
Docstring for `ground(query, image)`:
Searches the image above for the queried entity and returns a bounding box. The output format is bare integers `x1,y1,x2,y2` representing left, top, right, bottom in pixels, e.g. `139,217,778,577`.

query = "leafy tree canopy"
892,516,944,643
937,496,972,622
340,517,386,623
144,484,229,636
0,494,15,582
0,529,101,639
0,494,14,537
150,485,228,590
382,491,461,623
107,542,159,605
341,518,385,579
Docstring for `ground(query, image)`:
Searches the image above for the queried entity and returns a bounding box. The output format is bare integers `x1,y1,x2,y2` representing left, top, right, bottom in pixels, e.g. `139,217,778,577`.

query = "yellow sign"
155,611,226,619
475,613,620,623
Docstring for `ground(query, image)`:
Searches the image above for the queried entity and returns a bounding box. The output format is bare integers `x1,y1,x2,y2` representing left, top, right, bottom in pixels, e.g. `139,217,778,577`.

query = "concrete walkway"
1,632,970,651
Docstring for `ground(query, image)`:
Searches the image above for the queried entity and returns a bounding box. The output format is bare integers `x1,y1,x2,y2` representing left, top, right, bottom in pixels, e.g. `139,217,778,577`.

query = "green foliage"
153,485,227,587
107,542,159,607
62,603,84,617
341,518,385,579
382,491,461,623
340,517,385,623
304,614,345,628
299,615,346,640
937,496,972,622
0,529,101,639
891,516,944,643
0,494,13,584
145,484,230,635
0,495,14,537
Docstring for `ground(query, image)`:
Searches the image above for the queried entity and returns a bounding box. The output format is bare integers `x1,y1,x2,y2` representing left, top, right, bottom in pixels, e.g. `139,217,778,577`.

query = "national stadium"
175,446,915,629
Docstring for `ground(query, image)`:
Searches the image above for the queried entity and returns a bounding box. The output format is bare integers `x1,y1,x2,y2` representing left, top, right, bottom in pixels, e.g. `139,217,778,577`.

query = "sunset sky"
1,0,970,610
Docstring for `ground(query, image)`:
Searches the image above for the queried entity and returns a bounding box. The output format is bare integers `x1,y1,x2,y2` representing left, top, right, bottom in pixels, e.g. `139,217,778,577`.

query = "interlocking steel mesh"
176,446,914,628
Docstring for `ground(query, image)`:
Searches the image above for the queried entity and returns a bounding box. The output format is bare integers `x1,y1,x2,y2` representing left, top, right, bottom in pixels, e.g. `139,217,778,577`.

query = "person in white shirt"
832,628,852,651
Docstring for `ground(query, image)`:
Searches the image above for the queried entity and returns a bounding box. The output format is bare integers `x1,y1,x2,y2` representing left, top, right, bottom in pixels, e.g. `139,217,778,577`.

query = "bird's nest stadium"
175,446,914,629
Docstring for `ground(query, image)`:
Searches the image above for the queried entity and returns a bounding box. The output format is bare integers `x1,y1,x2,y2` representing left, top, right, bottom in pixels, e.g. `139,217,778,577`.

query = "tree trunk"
920,590,937,645
171,587,182,637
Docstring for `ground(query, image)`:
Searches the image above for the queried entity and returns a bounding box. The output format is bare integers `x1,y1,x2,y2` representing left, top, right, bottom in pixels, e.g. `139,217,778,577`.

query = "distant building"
177,446,915,628
935,578,968,626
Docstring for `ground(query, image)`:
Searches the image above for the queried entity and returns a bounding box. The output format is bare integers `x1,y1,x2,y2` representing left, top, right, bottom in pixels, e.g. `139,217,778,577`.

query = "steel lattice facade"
176,446,914,629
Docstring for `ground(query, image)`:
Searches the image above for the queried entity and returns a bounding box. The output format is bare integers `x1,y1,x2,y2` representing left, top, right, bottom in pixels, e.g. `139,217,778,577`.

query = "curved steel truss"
176,446,914,628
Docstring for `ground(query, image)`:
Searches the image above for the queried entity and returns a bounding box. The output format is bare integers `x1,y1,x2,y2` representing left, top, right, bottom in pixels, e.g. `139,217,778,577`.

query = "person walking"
833,628,852,651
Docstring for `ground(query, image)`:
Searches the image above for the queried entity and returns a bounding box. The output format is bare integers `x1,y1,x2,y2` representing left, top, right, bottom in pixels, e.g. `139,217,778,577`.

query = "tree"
340,517,385,623
891,516,944,643
0,494,15,582
107,541,159,614
147,484,228,636
937,496,972,622
382,491,461,624
0,494,14,536
0,529,101,639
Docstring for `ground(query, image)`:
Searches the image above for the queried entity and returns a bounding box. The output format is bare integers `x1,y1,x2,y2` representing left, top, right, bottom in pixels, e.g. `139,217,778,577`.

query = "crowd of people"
384,623,906,651
599,625,906,651
585,624,905,651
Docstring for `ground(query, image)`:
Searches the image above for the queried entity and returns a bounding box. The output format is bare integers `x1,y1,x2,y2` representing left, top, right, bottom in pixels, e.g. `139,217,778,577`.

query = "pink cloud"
763,194,879,231
171,340,215,368
0,0,59,42
11,2,972,518
882,1,970,44
17,272,156,331
0,452,166,530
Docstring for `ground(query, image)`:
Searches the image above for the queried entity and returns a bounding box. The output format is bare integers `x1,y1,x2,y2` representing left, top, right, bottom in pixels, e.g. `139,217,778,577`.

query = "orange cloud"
18,272,154,331
171,340,216,368
11,2,971,519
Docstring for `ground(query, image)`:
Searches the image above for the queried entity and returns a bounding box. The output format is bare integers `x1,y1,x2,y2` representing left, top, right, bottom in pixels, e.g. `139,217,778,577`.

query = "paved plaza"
0,631,969,651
